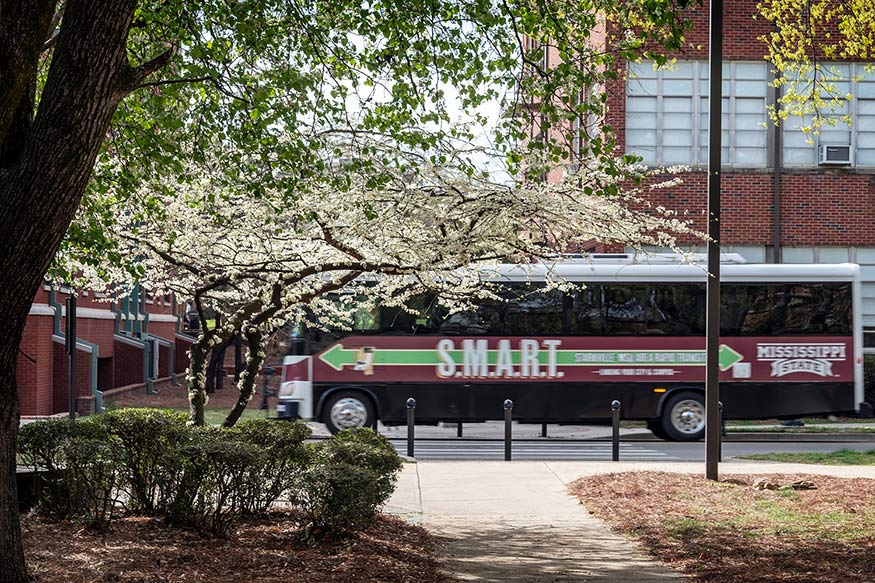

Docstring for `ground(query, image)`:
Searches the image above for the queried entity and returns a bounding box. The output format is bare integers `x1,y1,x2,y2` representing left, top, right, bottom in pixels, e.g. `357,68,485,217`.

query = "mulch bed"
570,471,875,583
24,512,453,583
105,378,278,412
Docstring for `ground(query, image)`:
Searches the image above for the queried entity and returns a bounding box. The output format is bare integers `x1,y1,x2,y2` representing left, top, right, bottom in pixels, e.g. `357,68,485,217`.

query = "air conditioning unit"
818,144,852,166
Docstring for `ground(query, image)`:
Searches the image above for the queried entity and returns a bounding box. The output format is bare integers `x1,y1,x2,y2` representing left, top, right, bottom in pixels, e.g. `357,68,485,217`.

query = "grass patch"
740,449,875,465
728,425,875,433
728,417,874,426
570,472,875,583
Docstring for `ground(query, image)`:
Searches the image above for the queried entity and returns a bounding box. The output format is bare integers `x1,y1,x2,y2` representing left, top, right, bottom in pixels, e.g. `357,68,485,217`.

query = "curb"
596,432,875,443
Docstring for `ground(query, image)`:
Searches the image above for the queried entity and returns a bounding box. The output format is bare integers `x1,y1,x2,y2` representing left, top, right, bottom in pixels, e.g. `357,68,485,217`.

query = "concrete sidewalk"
385,460,874,582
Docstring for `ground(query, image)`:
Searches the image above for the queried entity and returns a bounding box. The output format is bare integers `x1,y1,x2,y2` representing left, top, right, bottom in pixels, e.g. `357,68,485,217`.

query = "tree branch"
42,0,67,51
119,48,176,94
138,75,212,88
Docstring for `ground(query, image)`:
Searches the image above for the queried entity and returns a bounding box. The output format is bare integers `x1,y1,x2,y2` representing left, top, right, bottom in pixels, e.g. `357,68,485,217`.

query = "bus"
276,254,866,440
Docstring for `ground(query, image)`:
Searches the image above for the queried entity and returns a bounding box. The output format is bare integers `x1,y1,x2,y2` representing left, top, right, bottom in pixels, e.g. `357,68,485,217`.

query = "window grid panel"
782,63,875,167
626,61,767,167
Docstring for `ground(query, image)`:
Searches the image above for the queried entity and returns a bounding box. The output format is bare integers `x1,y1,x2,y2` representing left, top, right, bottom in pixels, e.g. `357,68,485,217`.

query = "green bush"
16,414,401,536
160,428,264,535
233,419,312,514
94,408,189,512
17,419,109,519
62,438,124,532
160,424,307,535
155,427,214,526
297,428,403,534
328,428,403,503
194,437,264,535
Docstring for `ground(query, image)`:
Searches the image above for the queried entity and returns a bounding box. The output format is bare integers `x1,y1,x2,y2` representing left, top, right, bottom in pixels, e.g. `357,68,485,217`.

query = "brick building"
17,284,191,416
596,0,875,344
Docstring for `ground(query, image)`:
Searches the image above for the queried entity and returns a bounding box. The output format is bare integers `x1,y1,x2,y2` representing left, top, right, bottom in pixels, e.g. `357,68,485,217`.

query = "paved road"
390,437,875,461
390,438,678,460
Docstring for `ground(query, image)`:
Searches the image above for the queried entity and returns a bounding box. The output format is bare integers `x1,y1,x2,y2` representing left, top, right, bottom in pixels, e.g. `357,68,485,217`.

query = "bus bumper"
276,400,302,419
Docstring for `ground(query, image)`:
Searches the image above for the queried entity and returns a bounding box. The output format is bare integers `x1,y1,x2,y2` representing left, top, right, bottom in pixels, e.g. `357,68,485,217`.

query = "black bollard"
406,398,416,458
718,401,724,462
504,399,513,461
611,400,621,462
541,423,548,438
457,421,463,438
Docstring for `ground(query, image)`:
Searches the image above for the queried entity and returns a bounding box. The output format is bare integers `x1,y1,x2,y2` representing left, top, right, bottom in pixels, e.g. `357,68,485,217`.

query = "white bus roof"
491,258,861,284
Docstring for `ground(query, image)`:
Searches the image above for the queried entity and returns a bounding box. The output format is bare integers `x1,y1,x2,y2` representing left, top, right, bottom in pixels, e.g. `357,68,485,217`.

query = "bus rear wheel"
661,392,705,441
647,419,670,440
323,390,375,434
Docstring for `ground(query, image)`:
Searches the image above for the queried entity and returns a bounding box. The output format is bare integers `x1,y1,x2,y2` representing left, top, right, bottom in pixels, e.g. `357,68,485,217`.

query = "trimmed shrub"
94,408,189,512
233,419,312,514
159,427,264,535
16,414,401,536
62,437,124,532
297,428,403,534
17,419,109,519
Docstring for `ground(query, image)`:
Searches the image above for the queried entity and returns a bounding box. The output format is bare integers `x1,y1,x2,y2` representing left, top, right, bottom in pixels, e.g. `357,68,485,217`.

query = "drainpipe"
140,288,150,336
119,293,131,334
772,84,782,263
130,284,141,337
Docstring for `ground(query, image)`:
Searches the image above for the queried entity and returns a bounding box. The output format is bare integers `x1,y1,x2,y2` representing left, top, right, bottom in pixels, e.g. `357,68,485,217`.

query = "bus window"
720,283,851,336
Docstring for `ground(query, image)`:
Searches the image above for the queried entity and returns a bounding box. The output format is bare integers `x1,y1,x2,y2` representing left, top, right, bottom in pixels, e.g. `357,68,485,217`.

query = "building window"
782,64,875,167
626,61,768,167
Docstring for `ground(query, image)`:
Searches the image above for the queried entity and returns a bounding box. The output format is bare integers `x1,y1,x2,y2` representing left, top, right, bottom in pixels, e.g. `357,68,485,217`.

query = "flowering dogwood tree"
71,142,699,426
2,0,704,577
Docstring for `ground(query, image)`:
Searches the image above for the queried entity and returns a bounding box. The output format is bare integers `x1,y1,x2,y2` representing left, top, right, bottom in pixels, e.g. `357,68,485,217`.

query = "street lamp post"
705,0,724,481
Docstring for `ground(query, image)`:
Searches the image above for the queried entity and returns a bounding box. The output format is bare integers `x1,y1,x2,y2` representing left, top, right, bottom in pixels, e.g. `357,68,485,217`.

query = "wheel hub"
330,397,367,429
671,399,705,434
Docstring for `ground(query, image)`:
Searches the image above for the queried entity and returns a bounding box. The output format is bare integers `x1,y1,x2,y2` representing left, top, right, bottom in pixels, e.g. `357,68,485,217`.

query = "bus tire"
647,419,670,440
323,390,375,434
661,391,706,441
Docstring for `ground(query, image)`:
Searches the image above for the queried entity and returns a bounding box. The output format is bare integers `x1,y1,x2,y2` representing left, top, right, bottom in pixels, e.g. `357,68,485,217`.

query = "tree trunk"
187,337,210,426
0,2,162,579
206,335,235,394
223,329,265,428
0,340,26,583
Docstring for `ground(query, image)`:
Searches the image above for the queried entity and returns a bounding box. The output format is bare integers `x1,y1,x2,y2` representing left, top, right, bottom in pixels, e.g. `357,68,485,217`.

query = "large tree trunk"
0,1,156,580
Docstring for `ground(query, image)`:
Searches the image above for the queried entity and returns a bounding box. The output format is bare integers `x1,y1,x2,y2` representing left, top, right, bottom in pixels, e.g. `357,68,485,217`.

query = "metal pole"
611,400,621,462
504,399,513,461
406,398,416,458
705,0,724,481
66,296,77,420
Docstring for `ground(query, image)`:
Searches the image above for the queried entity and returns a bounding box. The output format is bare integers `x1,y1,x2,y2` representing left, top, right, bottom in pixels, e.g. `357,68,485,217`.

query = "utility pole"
705,0,724,481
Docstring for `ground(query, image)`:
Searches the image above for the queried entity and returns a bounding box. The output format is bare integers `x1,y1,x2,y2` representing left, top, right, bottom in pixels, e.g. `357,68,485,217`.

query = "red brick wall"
51,342,92,414
148,321,177,340
780,172,875,246
113,338,144,388
65,316,115,357
17,315,54,416
175,335,192,376
158,344,170,378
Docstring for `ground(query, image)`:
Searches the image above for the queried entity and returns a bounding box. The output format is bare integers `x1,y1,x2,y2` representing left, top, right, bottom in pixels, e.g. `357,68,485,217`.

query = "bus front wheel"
661,392,705,441
323,390,375,434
